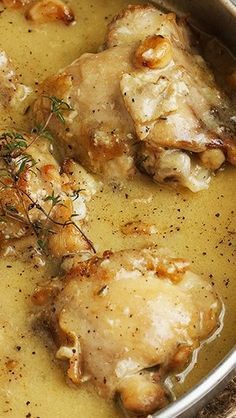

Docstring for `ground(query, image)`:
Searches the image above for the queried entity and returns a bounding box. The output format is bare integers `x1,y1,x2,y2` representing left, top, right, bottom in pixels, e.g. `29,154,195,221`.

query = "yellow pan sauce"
0,1,235,417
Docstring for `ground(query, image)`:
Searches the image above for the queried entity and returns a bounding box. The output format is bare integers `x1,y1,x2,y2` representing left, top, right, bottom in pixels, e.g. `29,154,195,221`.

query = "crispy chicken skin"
0,135,97,257
36,248,220,415
33,4,236,191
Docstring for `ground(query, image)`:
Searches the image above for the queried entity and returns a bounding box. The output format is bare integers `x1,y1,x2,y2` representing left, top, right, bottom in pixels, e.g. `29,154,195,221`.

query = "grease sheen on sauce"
0,1,235,417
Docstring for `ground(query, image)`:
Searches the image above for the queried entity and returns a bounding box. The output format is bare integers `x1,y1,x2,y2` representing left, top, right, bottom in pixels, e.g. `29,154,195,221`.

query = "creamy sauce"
0,1,235,417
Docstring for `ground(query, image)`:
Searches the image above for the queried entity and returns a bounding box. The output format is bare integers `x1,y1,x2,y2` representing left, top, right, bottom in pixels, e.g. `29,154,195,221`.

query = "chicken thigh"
33,47,136,179
0,132,97,257
36,248,220,415
33,4,236,191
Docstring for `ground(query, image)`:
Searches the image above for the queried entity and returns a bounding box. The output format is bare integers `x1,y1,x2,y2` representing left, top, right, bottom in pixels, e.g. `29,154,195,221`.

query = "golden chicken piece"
33,4,236,191
36,248,220,415
0,50,31,108
33,46,136,180
113,5,236,191
0,132,97,257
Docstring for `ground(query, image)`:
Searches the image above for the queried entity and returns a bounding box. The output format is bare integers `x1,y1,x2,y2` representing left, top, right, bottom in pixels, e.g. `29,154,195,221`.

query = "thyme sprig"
19,188,95,253
0,95,95,255
27,95,73,149
45,95,73,124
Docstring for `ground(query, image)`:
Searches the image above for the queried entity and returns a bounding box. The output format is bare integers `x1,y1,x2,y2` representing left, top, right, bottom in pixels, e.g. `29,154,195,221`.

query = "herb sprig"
0,96,95,255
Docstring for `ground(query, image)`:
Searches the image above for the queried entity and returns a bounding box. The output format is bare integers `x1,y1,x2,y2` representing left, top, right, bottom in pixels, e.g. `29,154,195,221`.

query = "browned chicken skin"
36,248,220,415
33,4,236,191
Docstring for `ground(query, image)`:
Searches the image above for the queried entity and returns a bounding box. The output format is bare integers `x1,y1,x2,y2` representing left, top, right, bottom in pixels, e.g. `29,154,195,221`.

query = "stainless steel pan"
155,0,236,53
156,349,236,417
151,1,236,416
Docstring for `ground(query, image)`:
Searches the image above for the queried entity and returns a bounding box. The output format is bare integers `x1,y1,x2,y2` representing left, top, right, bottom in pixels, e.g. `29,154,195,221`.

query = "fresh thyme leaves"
0,131,28,158
0,95,95,256
44,95,74,124
0,95,73,155
31,124,53,141
27,94,73,149
16,154,36,176
43,191,63,208
1,132,26,142
40,129,54,141
5,204,19,214
20,188,96,254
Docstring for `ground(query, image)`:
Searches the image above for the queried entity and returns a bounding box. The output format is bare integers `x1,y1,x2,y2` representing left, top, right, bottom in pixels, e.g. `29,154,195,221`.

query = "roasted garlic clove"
199,149,225,170
118,374,168,415
25,0,75,25
134,35,172,69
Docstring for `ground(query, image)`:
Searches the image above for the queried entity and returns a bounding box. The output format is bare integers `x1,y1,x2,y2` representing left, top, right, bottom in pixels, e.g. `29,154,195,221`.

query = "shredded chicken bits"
33,4,236,192
34,248,220,415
